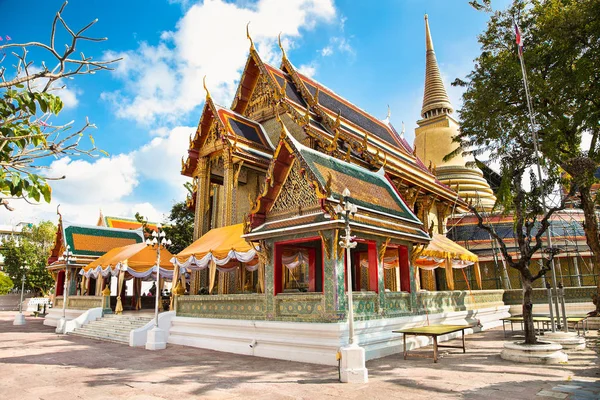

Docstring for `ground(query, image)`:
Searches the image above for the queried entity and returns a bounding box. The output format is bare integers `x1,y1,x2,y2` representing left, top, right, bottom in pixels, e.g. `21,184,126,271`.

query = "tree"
0,2,119,209
163,201,194,255
454,0,600,314
1,221,57,296
0,272,13,295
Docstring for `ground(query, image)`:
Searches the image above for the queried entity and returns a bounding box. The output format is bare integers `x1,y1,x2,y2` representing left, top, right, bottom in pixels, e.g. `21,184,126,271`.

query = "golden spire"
421,14,453,119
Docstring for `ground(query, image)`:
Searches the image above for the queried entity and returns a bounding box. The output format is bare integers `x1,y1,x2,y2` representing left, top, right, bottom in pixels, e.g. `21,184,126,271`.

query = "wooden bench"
392,325,472,363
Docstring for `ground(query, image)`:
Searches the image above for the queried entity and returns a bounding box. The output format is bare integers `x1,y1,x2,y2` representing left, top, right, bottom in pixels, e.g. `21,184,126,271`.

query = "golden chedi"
414,15,496,211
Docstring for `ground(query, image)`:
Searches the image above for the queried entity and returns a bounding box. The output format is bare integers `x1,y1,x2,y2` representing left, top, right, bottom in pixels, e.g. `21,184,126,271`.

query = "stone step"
74,326,133,336
68,313,152,345
87,320,150,327
71,330,129,344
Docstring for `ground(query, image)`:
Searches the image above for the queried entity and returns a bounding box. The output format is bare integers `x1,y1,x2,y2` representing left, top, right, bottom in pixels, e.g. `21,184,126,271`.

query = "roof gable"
297,141,421,224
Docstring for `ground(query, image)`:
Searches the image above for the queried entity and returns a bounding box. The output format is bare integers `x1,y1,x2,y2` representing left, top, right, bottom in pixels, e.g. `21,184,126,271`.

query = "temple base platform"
167,305,509,366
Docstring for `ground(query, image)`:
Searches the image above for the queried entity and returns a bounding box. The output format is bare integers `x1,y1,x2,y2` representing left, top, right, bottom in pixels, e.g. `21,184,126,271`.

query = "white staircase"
69,314,152,344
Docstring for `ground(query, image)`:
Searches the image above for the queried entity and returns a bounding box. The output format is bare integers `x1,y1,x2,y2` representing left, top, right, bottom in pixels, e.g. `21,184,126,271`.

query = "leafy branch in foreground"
0,1,120,209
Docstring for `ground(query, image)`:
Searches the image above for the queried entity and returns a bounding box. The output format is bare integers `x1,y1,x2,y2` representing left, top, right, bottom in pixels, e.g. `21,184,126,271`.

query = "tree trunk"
521,274,537,345
579,185,600,315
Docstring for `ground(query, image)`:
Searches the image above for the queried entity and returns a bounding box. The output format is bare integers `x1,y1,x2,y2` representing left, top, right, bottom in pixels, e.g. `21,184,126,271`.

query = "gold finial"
203,75,211,99
314,87,320,104
278,32,287,60
275,112,286,140
334,109,341,129
246,22,255,50
425,14,433,52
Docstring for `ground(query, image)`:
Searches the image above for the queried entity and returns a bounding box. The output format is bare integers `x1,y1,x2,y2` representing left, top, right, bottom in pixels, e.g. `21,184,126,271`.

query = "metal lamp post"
335,188,359,345
56,245,76,333
335,188,368,383
12,261,29,325
145,223,171,350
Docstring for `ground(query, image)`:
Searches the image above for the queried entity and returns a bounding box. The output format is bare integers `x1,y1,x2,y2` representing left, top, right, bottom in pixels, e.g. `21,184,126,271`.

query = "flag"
514,22,524,57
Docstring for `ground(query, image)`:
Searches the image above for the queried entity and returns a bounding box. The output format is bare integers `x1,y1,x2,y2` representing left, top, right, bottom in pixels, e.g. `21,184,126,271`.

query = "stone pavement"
0,311,598,400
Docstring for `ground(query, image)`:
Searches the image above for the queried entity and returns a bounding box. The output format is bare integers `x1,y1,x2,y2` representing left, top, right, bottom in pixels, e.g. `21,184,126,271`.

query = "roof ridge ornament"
246,22,255,51
278,32,287,60
203,75,211,100
275,111,286,140
386,105,391,120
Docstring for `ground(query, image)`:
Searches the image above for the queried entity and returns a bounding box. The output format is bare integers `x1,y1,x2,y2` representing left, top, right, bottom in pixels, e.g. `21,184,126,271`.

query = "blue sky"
0,0,510,226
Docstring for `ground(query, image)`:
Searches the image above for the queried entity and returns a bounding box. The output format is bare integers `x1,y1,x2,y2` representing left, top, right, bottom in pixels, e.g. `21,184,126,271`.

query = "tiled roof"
298,144,421,223
63,223,144,257
103,216,158,232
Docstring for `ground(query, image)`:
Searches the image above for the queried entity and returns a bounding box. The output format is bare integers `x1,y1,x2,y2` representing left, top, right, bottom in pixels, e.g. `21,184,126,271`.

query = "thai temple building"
44,15,596,365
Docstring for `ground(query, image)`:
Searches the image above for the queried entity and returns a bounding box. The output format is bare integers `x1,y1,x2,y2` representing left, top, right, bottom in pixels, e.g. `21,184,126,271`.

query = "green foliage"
0,272,13,295
0,1,118,207
454,0,600,183
1,221,57,295
163,201,194,254
0,89,64,202
134,212,155,238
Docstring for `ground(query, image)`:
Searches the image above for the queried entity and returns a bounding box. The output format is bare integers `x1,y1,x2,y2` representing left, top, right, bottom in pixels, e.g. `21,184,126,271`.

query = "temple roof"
100,215,159,232
421,15,453,118
182,97,274,177
298,141,421,222
47,217,145,268
246,124,429,242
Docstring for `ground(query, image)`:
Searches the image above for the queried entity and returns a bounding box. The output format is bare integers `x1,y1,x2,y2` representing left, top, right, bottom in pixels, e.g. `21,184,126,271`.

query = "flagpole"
515,24,566,333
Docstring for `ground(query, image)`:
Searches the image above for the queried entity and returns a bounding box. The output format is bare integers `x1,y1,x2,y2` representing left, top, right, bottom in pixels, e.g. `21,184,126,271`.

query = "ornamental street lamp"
57,245,76,334
335,188,359,345
12,261,29,326
335,188,368,383
145,223,171,350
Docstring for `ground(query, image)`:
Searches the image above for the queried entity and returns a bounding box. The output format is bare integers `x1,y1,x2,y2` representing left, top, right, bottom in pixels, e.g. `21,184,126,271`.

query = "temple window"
382,246,411,292
347,241,378,293
274,238,323,294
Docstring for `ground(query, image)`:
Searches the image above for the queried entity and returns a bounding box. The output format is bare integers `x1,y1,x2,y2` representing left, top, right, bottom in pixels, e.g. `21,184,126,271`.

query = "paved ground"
0,311,598,400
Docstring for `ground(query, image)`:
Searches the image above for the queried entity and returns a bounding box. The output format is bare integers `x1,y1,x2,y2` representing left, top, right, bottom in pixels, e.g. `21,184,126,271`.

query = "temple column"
221,151,237,226
191,157,210,295
193,157,210,240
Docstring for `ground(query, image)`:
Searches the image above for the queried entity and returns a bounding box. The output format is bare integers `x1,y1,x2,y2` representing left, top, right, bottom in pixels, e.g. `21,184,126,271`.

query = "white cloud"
0,126,194,226
102,0,336,125
47,155,139,204
321,46,333,56
58,86,80,109
298,63,317,78
316,36,355,58
132,126,194,199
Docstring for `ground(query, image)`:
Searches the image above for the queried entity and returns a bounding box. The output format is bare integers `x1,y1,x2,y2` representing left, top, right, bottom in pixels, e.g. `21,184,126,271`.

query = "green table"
392,325,471,363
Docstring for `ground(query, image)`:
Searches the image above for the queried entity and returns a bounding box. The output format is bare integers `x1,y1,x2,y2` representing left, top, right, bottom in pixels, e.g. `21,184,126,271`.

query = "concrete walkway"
0,311,598,400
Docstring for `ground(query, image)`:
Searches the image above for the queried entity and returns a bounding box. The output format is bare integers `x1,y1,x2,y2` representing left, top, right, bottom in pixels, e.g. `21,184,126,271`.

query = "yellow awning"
418,233,478,263
82,242,175,272
174,224,256,267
